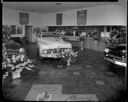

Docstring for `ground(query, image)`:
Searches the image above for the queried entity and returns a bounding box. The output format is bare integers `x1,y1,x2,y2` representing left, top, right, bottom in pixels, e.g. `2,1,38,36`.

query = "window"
107,26,110,32
11,25,23,35
11,25,16,34
17,25,23,34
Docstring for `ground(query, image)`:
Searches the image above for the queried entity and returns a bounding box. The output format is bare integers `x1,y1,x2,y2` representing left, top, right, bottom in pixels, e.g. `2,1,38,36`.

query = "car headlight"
104,48,110,53
41,50,48,54
122,50,126,53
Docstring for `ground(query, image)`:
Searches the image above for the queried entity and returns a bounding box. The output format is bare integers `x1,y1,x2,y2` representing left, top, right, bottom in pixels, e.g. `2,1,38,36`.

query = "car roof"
41,32,52,34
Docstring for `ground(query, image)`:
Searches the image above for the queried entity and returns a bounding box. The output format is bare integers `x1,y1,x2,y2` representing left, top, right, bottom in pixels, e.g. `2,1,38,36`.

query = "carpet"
66,64,83,70
25,84,98,101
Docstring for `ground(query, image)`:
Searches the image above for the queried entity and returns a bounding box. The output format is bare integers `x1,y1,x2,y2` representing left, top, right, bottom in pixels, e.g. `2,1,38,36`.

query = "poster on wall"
19,13,29,25
56,13,62,25
77,10,87,25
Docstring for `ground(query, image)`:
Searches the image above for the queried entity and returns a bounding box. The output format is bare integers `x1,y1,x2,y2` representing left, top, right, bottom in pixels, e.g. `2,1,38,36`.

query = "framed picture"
77,10,87,25
19,13,29,25
56,13,62,25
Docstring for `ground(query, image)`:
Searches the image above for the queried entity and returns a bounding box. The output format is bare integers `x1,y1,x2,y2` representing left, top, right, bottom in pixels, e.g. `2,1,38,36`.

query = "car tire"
37,47,44,60
37,47,40,58
107,62,116,73
37,47,39,57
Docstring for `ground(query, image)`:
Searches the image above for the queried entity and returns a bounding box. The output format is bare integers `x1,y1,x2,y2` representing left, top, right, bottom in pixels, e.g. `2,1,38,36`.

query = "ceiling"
2,1,127,14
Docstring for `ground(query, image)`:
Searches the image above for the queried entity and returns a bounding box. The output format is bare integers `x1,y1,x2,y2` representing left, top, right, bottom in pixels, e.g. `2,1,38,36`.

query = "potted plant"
60,49,78,66
2,45,35,80
33,27,41,36
2,25,12,43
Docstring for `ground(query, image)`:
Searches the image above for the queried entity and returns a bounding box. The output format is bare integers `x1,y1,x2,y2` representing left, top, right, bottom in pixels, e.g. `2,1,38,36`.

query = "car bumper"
39,53,62,58
104,57,126,67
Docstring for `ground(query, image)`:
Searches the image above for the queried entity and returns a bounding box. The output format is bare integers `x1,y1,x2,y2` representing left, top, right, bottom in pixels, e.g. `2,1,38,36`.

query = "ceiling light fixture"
56,3,62,5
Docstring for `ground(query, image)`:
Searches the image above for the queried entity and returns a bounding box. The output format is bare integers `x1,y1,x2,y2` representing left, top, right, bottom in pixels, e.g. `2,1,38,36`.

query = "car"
104,44,126,68
10,37,28,45
64,32,79,41
3,40,23,50
36,32,72,59
3,40,24,57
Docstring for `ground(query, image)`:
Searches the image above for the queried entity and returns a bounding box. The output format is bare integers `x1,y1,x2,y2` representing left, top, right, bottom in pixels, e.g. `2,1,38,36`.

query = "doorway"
25,25,32,42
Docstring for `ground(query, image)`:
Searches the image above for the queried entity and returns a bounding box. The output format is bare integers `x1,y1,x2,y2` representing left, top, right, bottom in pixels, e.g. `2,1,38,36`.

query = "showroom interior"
2,0,127,101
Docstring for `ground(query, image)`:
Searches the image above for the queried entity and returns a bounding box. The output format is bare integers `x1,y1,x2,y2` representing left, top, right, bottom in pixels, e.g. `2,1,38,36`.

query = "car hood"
108,44,126,51
38,37,72,49
4,40,22,50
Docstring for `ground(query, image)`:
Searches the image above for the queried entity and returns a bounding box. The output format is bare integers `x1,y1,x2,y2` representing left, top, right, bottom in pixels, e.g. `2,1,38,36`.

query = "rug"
25,84,62,101
66,64,83,70
25,84,98,101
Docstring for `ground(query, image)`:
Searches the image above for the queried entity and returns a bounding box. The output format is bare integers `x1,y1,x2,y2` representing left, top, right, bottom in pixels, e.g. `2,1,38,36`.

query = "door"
25,25,32,42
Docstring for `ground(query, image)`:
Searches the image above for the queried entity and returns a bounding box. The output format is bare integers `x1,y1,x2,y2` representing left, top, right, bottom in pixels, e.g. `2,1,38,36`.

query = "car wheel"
37,47,40,57
37,47,44,60
107,62,116,73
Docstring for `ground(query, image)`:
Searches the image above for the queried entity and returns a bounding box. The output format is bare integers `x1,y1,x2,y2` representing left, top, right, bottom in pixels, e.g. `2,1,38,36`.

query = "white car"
36,32,72,58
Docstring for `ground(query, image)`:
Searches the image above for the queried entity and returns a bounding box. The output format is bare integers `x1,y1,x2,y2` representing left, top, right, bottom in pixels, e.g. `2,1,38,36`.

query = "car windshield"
42,33,60,37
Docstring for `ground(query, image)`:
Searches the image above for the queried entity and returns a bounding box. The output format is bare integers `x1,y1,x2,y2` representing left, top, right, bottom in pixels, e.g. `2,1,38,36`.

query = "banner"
19,13,29,25
77,10,87,25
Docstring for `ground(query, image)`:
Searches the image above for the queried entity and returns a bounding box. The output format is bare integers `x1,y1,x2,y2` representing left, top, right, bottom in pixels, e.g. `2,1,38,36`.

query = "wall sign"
19,13,29,25
77,10,87,25
56,13,62,25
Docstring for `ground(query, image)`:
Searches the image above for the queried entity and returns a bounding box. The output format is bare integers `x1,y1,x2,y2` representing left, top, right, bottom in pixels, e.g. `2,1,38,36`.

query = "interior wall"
41,13,56,26
3,9,19,25
2,8,47,38
41,5,127,26
87,5,127,25
61,10,77,26
2,8,45,27
3,4,127,26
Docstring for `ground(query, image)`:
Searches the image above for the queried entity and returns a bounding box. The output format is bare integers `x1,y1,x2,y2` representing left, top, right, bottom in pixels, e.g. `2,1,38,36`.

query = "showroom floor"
3,42,126,101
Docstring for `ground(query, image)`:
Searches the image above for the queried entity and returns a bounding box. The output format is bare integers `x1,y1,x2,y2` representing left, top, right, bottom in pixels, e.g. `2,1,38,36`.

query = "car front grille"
46,48,70,54
109,50,122,58
108,54,122,60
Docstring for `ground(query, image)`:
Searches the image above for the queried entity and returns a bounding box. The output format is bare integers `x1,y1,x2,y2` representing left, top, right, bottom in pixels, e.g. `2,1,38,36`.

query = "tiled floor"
2,42,126,101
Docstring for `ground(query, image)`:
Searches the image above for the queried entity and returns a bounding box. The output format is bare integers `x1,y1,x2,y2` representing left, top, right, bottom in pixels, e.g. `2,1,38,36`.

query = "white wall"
3,4,127,26
3,9,19,25
41,5,127,26
2,8,44,27
41,10,77,26
62,10,77,26
87,5,127,25
2,8,46,38
41,13,56,26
